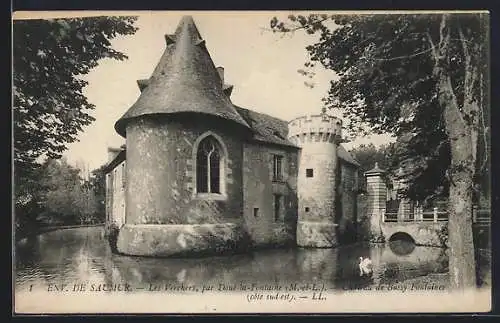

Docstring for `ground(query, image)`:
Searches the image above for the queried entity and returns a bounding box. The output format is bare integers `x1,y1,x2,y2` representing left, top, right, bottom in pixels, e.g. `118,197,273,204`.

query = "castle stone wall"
288,114,342,247
297,141,338,221
337,162,358,244
105,160,126,231
125,115,244,225
242,143,299,247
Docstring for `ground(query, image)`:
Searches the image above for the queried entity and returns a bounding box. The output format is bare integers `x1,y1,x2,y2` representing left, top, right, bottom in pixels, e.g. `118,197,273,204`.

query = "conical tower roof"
115,16,250,137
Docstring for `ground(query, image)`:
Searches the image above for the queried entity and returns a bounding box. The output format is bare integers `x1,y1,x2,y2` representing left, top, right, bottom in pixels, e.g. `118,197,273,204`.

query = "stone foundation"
116,223,251,257
296,221,338,248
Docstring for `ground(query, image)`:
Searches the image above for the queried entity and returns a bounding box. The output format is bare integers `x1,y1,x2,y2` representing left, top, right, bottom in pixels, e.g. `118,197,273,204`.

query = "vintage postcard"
12,10,491,314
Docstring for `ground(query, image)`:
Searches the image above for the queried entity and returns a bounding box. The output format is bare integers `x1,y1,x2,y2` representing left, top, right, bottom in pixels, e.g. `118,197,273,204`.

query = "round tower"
288,114,343,247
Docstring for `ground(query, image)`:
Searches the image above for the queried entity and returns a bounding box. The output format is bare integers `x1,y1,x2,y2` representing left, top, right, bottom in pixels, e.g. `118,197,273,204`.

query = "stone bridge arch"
381,222,447,247
363,163,449,248
388,231,415,243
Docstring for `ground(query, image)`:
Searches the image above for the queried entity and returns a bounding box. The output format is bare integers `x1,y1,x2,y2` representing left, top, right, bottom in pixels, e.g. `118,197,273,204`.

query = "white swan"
359,257,373,277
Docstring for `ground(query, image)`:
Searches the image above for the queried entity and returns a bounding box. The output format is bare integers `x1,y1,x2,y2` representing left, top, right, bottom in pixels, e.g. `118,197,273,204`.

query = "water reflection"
389,240,416,256
14,227,489,292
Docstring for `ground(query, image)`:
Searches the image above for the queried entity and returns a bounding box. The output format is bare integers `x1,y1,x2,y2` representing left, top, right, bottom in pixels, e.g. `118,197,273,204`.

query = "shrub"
437,224,449,247
108,222,120,253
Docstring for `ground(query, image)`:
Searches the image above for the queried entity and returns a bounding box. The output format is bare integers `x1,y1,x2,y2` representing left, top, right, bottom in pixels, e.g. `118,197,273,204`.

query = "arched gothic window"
196,136,222,194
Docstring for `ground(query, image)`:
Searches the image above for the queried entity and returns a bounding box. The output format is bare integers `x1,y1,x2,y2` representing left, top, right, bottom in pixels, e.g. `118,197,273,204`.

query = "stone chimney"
107,147,122,162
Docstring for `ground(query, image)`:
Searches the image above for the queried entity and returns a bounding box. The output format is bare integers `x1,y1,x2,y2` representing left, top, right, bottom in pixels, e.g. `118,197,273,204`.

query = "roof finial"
174,15,202,43
364,161,386,177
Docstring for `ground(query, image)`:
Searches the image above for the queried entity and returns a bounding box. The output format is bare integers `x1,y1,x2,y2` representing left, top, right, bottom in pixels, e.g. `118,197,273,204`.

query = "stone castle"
104,16,361,257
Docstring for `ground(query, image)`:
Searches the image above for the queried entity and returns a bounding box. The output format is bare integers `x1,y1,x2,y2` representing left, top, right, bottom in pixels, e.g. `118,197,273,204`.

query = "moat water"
14,226,491,293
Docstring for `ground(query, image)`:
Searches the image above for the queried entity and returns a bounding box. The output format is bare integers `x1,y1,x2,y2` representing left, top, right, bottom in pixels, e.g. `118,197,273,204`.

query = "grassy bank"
400,247,491,290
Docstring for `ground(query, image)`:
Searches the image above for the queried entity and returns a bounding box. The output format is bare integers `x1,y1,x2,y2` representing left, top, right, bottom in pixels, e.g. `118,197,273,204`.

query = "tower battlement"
287,114,342,145
288,113,343,248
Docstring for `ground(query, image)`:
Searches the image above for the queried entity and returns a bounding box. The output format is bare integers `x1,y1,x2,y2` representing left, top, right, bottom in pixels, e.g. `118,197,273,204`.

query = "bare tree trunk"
439,75,477,291
447,141,477,290
429,14,478,291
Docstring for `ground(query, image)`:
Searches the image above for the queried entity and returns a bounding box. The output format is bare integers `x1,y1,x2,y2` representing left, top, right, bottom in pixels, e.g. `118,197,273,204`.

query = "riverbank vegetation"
15,158,108,240
13,16,138,240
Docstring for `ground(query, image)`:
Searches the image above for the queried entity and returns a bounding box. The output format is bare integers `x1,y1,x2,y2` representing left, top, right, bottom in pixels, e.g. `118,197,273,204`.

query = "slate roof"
234,105,359,166
338,145,360,167
234,106,298,148
110,15,358,169
103,148,126,174
114,16,250,137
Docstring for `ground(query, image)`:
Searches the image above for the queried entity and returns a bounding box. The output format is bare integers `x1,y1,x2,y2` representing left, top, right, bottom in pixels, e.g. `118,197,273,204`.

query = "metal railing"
383,205,490,224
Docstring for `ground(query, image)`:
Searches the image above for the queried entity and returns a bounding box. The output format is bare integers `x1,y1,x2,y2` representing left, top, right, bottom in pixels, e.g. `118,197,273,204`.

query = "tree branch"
266,16,331,34
438,15,448,55
372,46,434,62
435,15,467,131
458,26,482,174
459,26,474,110
284,17,331,33
426,32,439,62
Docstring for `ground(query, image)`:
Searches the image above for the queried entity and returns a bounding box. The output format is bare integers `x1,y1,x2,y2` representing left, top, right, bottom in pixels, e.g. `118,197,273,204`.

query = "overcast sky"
25,11,393,171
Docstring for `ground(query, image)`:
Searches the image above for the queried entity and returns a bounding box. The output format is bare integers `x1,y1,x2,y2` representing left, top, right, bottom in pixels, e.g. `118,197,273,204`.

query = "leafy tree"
271,13,489,290
13,16,138,231
90,164,108,223
76,181,99,224
350,143,396,175
36,158,101,226
349,143,397,192
38,158,83,225
15,166,44,240
391,131,451,203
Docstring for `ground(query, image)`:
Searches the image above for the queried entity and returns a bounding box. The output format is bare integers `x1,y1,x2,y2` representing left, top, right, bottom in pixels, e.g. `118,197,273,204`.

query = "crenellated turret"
288,113,344,248
288,114,342,145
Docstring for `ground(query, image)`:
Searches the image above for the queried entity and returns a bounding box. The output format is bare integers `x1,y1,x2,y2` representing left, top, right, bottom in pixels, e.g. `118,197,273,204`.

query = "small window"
305,207,310,213
306,168,314,178
253,208,259,218
106,173,112,195
273,155,283,181
274,194,282,222
121,163,126,189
